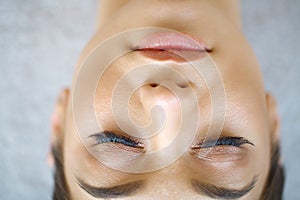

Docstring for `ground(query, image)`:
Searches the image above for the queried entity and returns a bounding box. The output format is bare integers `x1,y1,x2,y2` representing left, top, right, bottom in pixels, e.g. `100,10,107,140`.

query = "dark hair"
52,142,285,200
260,143,285,200
52,142,71,200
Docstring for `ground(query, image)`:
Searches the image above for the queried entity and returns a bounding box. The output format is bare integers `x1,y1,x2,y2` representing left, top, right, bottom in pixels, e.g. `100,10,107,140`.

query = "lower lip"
136,32,208,62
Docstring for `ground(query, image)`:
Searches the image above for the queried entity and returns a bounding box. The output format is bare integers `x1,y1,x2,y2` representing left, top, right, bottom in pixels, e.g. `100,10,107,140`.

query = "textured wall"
0,0,299,199
242,1,300,199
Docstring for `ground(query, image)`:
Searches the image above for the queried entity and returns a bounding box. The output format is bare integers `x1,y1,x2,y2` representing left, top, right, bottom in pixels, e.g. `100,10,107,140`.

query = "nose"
138,82,192,151
120,79,201,173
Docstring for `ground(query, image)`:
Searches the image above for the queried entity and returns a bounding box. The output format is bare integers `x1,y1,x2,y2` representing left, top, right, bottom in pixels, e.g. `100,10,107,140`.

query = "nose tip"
139,83,179,106
139,81,194,108
140,81,192,102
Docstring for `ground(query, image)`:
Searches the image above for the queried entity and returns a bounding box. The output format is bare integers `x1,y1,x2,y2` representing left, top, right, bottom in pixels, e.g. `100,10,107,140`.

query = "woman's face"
56,0,279,199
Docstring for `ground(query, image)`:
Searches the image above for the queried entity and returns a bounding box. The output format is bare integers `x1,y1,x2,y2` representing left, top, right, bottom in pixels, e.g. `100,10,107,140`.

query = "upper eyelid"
89,131,144,148
90,131,254,150
192,137,255,149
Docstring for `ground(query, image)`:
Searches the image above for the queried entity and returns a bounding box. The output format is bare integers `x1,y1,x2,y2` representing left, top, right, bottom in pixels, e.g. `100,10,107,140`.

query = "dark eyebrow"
191,176,257,199
76,178,144,198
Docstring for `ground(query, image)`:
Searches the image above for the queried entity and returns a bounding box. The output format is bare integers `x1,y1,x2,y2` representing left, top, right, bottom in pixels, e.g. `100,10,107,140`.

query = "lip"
136,32,209,62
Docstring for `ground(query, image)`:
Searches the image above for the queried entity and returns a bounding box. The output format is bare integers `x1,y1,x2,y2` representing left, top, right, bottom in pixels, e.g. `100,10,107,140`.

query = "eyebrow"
77,177,257,199
191,176,258,199
77,178,144,198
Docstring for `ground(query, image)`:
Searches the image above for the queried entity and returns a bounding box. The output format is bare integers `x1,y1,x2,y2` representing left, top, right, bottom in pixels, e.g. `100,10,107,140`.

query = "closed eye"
90,132,253,152
89,130,144,149
190,137,254,161
192,137,254,149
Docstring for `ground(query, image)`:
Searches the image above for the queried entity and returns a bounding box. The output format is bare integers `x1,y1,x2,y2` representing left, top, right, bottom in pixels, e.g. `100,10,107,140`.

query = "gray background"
0,0,299,199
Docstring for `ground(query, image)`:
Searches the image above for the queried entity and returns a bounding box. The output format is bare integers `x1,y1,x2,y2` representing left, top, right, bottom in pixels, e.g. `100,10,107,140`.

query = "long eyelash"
194,137,254,149
89,131,143,148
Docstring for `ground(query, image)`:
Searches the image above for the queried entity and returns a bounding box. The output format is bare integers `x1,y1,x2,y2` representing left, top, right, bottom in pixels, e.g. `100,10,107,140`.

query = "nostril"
147,82,190,88
177,83,188,88
149,83,159,88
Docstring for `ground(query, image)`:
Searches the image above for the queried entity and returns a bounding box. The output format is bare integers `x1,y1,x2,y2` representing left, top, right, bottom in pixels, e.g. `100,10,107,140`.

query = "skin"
49,0,281,199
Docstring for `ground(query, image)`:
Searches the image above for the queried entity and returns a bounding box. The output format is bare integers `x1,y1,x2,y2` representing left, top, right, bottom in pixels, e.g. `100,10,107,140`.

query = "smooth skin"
49,0,280,199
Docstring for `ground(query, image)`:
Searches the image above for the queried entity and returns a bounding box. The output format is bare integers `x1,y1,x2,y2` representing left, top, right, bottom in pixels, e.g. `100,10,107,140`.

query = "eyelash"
90,131,254,149
195,137,254,149
89,131,143,148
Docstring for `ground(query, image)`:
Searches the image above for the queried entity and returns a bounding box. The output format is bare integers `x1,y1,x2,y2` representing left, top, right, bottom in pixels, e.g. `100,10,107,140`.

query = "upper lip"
137,32,210,52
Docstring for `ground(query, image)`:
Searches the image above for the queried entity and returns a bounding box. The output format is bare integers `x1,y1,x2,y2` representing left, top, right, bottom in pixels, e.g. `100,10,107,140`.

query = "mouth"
135,32,211,62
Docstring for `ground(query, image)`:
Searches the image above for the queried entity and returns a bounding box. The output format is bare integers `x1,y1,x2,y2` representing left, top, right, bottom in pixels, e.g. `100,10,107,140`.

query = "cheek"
224,98,272,182
64,109,146,186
